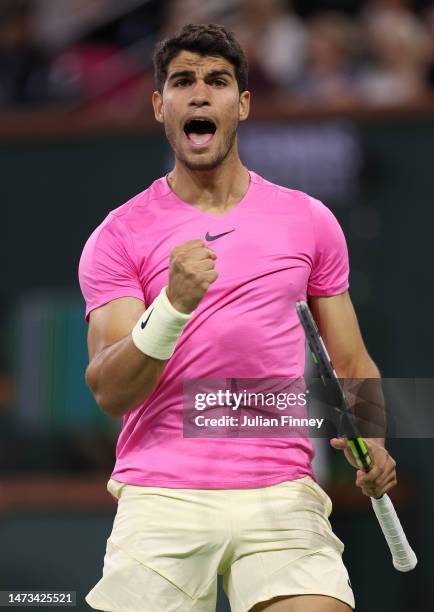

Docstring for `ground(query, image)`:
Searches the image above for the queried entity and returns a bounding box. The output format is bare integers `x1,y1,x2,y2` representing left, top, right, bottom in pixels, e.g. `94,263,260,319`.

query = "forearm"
86,336,166,419
335,354,386,444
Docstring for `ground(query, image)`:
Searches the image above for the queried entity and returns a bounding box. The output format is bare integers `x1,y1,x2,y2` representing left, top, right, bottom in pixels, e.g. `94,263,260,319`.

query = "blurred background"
0,0,433,610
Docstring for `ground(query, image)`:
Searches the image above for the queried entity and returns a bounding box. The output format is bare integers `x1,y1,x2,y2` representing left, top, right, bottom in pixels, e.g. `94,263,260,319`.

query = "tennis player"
79,23,397,612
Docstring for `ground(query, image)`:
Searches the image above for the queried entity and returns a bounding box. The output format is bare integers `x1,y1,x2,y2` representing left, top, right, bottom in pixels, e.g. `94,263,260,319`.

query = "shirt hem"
109,469,315,490
85,290,145,321
307,283,349,297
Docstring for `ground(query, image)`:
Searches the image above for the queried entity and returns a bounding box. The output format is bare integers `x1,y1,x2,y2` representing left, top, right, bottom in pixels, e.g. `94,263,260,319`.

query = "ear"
239,90,250,122
152,90,164,123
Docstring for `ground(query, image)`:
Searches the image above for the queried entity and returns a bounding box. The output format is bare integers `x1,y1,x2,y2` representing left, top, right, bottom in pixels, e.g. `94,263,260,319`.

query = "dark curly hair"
153,23,248,94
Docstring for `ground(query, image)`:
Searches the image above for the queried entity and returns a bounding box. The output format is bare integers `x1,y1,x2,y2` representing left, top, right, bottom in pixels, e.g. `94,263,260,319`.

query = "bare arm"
85,297,167,419
309,291,396,498
84,239,218,420
309,290,384,441
309,291,379,381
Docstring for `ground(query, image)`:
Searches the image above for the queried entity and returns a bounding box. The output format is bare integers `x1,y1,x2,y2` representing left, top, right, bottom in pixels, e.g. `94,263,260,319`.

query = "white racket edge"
371,494,417,572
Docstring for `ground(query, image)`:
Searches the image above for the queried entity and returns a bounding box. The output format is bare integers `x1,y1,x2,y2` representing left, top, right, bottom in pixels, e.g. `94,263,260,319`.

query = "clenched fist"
167,239,218,314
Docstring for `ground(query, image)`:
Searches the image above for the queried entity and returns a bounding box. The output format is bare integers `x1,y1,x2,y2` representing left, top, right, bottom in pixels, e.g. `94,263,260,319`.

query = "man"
79,23,396,612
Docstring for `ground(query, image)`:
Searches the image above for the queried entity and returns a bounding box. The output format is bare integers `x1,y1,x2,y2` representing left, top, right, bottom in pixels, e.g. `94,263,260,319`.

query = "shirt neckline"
162,169,253,219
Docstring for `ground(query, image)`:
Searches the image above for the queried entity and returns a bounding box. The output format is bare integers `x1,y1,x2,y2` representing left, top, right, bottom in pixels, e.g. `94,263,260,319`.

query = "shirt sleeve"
307,197,350,297
78,214,144,322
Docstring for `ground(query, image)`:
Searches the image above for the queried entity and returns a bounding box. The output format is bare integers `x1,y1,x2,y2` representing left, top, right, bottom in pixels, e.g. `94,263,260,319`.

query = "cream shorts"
86,476,355,612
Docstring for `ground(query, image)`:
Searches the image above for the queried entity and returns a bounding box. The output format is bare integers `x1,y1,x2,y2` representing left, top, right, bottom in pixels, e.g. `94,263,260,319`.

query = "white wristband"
131,287,193,360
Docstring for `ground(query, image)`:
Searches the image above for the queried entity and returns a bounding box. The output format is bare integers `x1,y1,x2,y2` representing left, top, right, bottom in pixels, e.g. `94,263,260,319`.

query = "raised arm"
85,296,167,419
84,239,218,419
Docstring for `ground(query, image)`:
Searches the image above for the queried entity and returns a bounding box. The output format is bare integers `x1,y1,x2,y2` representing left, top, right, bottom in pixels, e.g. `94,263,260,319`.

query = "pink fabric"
78,171,349,488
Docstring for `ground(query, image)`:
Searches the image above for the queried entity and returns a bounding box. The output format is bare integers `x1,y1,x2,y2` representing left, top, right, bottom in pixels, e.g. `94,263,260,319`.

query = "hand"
167,239,218,314
330,437,397,498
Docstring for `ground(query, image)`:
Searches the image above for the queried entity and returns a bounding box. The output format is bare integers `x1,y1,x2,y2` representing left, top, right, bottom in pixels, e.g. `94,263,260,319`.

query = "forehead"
167,50,236,77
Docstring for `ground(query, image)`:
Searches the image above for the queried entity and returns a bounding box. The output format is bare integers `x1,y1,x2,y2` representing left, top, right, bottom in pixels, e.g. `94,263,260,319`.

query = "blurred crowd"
0,0,433,116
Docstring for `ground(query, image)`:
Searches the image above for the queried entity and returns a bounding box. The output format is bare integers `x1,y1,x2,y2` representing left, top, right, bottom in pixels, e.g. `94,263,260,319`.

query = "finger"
358,470,397,497
356,465,382,485
378,472,398,490
201,269,218,284
371,446,390,470
171,253,215,275
330,438,347,450
192,258,217,272
356,466,384,491
375,477,398,498
175,247,216,263
330,438,360,468
357,480,380,497
171,240,205,258
363,453,394,486
188,247,217,260
372,464,397,489
175,258,216,277
362,478,397,499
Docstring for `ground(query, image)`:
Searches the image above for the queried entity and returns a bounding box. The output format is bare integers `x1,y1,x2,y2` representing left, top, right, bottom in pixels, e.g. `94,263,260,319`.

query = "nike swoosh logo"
205,229,235,242
141,308,154,329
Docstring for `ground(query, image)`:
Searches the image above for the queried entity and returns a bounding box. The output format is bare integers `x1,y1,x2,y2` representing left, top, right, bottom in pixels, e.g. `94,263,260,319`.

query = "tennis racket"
296,300,417,572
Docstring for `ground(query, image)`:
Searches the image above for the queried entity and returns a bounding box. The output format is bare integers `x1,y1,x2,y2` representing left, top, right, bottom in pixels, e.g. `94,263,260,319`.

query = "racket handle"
371,494,417,572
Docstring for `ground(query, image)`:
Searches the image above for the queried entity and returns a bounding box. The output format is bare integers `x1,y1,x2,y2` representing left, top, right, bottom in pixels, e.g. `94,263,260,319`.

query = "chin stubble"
166,120,238,171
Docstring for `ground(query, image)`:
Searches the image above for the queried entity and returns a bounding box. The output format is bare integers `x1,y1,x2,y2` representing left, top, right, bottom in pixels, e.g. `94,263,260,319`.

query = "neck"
167,142,250,213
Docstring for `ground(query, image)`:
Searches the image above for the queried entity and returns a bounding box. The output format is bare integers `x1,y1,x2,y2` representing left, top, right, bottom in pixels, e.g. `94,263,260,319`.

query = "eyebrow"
168,69,234,82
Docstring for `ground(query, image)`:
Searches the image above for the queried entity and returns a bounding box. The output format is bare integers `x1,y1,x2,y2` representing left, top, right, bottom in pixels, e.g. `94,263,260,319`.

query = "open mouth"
184,118,217,147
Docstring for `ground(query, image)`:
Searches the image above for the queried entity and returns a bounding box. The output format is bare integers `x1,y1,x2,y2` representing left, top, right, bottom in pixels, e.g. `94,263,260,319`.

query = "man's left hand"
330,437,397,498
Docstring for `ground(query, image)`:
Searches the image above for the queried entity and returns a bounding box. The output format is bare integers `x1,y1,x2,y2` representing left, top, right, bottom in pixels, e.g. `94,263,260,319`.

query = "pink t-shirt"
78,170,349,488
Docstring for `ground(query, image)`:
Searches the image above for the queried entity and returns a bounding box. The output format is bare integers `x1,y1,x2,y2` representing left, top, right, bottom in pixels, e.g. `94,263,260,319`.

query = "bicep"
87,296,145,362
308,291,368,372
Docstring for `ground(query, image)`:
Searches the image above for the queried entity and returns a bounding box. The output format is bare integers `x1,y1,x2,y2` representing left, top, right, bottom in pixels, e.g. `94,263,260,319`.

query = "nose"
189,79,210,107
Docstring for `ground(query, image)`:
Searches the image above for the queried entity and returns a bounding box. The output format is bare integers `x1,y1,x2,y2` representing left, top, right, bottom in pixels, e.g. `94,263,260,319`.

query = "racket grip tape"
371,494,417,572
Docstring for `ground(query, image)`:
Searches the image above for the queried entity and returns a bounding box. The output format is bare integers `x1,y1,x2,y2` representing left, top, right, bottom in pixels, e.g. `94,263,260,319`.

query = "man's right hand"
167,239,218,314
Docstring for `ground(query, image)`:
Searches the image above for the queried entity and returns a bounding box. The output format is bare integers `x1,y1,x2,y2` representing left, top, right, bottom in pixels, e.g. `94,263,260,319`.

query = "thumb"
330,437,347,450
